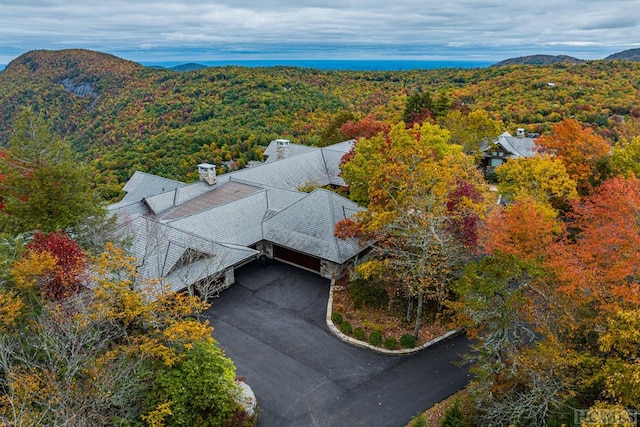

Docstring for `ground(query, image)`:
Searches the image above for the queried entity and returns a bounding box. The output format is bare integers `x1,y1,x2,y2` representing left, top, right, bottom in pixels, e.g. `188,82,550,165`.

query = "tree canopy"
338,122,489,337
0,108,103,234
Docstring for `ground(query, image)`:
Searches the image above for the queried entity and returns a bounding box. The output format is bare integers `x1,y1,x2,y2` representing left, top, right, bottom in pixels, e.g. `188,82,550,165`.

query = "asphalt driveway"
205,260,469,427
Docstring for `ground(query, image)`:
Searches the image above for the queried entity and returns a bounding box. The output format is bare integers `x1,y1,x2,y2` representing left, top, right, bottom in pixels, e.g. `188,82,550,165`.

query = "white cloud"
0,0,639,64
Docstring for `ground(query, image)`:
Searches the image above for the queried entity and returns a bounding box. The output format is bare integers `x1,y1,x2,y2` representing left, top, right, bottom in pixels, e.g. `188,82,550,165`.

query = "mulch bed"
331,285,455,348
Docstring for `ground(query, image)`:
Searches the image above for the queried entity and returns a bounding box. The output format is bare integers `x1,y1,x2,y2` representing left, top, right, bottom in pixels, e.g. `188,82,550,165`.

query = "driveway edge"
326,284,463,355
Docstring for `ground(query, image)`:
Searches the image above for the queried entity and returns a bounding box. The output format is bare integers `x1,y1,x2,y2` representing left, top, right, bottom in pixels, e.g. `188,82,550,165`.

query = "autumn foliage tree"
339,113,391,140
437,109,503,155
611,135,640,177
455,174,640,424
0,108,103,235
0,242,249,426
480,196,563,262
548,174,640,318
338,122,489,338
495,155,578,211
24,231,86,301
535,118,611,194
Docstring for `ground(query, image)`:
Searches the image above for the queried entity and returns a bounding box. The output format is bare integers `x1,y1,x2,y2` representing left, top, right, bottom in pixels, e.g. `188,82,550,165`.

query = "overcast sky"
1,0,639,65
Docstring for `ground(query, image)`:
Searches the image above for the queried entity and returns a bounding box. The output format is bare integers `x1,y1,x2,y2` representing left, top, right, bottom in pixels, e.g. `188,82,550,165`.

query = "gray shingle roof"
481,131,538,158
263,140,319,162
225,150,332,189
224,141,354,190
121,171,186,204
160,181,263,220
119,216,258,293
165,190,268,246
110,139,368,291
262,189,365,264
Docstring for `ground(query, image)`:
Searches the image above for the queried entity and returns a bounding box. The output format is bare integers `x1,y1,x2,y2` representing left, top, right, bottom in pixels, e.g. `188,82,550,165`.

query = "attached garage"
273,245,321,273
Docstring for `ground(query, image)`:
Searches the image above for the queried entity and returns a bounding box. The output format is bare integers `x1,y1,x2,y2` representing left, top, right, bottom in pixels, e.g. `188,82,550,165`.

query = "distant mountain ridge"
491,54,584,67
605,48,640,61
170,63,208,72
492,48,640,66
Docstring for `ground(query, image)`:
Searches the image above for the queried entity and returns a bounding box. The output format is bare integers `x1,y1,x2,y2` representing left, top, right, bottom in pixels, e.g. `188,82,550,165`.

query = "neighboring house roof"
481,131,538,158
110,139,365,292
263,189,364,264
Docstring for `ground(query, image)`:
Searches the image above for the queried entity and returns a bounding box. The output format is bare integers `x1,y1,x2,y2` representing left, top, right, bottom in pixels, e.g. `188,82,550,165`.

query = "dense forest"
1,49,640,199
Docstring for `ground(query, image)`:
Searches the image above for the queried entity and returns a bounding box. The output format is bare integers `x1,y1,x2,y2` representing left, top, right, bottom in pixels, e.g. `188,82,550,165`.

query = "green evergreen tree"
403,90,436,124
0,108,103,235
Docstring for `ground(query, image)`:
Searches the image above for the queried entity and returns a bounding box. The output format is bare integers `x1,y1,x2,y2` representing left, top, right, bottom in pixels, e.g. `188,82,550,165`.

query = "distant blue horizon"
0,59,496,74
141,59,495,71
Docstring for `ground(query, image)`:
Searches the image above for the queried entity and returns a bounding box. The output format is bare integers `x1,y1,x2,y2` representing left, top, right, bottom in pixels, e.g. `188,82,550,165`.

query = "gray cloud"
1,0,639,64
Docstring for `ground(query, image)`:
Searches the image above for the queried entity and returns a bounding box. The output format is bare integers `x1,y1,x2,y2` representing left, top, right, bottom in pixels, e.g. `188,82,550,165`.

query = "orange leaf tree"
549,174,640,319
480,196,563,262
535,118,611,194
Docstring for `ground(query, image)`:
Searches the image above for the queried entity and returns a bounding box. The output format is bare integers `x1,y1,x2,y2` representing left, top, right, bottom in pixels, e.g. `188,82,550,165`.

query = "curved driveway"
205,261,469,427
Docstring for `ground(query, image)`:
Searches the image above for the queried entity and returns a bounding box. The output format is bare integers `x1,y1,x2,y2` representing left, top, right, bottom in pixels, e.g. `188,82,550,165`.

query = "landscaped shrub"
440,400,467,427
400,333,417,348
352,327,366,341
349,278,389,309
144,342,241,426
384,337,398,350
331,312,343,325
410,413,427,427
369,330,383,346
339,321,353,335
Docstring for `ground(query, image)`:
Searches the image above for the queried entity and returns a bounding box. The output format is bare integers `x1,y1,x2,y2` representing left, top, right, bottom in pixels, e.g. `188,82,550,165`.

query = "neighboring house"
109,139,366,297
480,129,539,174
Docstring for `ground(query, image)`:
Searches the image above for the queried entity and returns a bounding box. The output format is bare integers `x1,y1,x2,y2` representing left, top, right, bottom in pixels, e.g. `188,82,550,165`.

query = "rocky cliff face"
59,78,98,98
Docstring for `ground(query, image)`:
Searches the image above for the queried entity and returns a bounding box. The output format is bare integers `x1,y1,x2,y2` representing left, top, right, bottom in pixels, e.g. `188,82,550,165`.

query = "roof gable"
118,216,258,293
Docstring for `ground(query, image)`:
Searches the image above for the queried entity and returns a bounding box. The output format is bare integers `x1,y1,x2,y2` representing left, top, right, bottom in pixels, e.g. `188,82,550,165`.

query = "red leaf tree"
26,231,86,300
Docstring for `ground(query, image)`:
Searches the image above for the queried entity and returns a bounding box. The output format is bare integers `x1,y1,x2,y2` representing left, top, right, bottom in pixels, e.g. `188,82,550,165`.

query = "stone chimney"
516,128,525,138
197,163,216,186
275,139,290,160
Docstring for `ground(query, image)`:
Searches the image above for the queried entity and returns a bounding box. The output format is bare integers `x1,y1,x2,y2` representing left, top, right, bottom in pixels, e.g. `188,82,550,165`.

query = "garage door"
273,245,321,272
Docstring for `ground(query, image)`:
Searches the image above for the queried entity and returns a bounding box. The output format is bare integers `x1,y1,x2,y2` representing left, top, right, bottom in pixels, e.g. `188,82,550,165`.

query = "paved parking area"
205,260,469,427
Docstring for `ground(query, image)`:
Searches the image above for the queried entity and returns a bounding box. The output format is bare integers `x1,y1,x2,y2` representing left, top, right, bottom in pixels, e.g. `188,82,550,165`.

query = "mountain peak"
491,54,584,67
605,48,640,61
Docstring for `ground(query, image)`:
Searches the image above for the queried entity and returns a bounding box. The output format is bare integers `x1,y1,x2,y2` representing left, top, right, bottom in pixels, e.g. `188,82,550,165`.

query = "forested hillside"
1,49,640,198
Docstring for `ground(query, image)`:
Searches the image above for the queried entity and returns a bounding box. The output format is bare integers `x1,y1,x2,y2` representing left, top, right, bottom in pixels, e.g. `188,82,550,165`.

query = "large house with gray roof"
109,139,367,297
480,129,538,174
